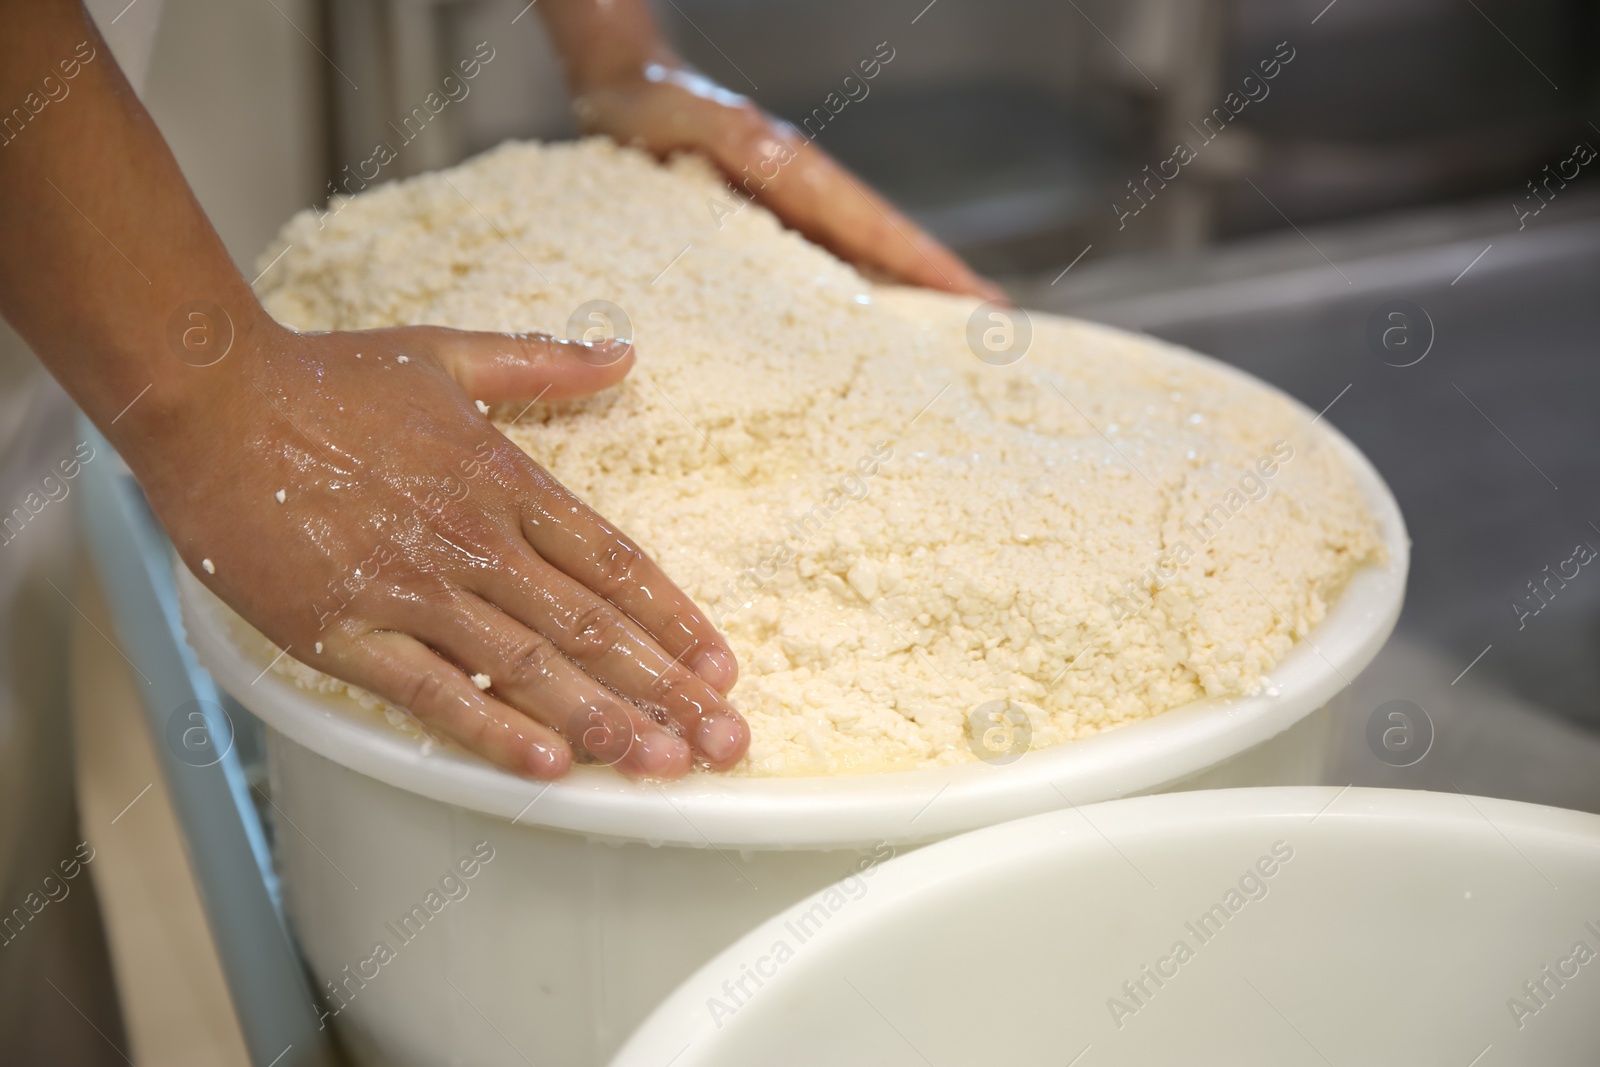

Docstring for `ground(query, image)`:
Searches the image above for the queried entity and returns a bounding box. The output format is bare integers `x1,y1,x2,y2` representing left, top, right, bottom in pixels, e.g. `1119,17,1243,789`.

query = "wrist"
566,46,682,97
102,301,291,485
537,0,680,96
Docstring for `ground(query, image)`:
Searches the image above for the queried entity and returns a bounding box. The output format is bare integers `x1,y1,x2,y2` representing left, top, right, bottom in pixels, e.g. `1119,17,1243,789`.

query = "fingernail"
576,338,632,368
691,648,738,692
526,741,572,780
632,730,690,776
697,712,747,765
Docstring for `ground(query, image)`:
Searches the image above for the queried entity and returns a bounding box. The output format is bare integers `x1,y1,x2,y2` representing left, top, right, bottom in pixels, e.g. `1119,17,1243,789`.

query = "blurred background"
11,0,1600,1062
143,0,1600,269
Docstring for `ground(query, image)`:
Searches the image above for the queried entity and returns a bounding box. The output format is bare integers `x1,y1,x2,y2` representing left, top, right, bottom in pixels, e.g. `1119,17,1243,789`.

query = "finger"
330,631,573,780
517,475,739,693
768,143,1002,299
426,326,635,403
394,590,697,779
712,125,1004,301
470,544,750,770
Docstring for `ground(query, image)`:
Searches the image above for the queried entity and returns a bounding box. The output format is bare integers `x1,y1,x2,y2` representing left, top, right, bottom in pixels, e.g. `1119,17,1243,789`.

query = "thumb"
432,328,635,403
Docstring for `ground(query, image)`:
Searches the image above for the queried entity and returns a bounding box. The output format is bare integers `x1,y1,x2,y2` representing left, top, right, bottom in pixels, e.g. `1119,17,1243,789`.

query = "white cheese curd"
255,138,1383,777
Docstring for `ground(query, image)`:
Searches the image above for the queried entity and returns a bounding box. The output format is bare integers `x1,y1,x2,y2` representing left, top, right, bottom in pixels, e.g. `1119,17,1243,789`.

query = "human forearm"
535,0,679,93
0,0,275,456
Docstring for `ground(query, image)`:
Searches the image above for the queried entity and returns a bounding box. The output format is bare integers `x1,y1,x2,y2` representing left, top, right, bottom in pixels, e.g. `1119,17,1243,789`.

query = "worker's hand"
575,63,1004,301
140,322,747,781
1,0,746,781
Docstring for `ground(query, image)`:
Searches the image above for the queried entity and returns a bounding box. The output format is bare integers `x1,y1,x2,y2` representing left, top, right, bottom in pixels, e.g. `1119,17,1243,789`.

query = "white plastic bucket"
177,414,1407,1066
614,786,1600,1066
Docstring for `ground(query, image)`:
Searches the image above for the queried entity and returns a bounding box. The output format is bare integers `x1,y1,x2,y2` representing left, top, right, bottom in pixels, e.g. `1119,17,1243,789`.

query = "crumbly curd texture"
256,137,1383,777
